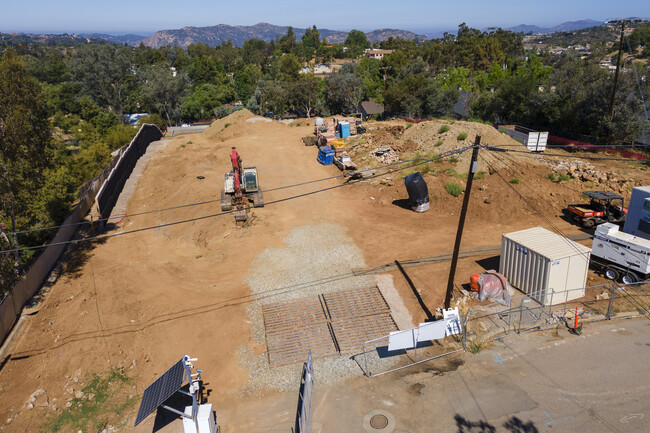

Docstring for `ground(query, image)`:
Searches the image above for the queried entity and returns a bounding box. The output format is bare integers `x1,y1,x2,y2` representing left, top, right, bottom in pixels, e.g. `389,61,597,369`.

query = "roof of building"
359,100,384,114
503,226,591,260
365,49,394,55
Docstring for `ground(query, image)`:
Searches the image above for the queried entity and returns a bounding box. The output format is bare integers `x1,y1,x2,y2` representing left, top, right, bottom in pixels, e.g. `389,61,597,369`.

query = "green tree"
141,66,190,125
279,53,301,80
345,29,371,57
71,44,134,118
289,75,321,118
0,49,53,282
324,72,363,114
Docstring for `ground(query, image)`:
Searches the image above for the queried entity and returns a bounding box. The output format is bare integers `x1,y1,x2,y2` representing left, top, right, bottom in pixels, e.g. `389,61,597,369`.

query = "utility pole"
444,136,481,310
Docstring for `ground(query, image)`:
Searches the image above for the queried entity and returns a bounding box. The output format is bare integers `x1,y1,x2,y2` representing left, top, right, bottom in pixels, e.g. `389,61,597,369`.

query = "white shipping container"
500,227,591,305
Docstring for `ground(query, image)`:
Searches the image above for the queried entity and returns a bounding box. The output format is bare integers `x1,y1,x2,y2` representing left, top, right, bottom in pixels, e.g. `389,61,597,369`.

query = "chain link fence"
462,281,650,351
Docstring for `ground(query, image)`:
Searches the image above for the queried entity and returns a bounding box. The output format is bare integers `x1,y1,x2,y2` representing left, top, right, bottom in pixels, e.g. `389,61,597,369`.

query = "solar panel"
134,358,186,426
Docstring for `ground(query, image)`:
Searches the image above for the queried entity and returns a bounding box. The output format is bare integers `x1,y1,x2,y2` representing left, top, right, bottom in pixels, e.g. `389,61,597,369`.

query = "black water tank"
404,172,429,206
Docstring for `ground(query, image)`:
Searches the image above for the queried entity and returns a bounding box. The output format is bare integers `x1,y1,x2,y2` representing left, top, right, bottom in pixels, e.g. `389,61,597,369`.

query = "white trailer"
498,125,548,152
591,223,650,284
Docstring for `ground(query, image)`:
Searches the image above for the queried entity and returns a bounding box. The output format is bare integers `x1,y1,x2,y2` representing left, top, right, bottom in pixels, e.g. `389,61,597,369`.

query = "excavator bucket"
234,208,248,222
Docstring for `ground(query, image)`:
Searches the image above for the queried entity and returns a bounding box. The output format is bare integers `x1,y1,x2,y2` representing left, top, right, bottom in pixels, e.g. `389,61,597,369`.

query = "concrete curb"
467,310,646,346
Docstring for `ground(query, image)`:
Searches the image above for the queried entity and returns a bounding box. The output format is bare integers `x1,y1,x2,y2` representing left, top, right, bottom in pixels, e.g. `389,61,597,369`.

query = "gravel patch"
240,223,403,394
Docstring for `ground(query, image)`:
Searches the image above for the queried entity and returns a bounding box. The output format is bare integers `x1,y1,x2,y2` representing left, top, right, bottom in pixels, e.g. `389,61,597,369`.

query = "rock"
6,418,12,424
75,369,82,377
27,389,48,408
66,402,72,408
87,393,95,401
374,145,392,155
484,198,491,204
74,391,84,399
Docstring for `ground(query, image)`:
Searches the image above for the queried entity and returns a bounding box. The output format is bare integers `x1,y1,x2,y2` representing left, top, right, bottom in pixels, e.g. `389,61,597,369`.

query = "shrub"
224,123,231,128
445,182,463,197
457,132,468,140
469,339,488,354
510,177,520,184
447,168,467,179
548,173,571,182
435,140,443,147
439,125,450,134
406,122,413,129
448,156,458,163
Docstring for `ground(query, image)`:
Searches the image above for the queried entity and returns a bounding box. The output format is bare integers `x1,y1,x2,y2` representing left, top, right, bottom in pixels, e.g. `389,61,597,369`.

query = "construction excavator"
221,147,264,222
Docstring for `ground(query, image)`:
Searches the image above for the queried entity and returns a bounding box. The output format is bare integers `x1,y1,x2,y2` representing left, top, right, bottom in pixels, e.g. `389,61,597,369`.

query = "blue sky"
0,0,647,34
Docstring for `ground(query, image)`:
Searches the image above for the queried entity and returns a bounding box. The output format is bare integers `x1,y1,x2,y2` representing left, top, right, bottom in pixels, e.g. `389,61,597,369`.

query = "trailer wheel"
622,273,638,285
583,219,595,228
604,267,619,281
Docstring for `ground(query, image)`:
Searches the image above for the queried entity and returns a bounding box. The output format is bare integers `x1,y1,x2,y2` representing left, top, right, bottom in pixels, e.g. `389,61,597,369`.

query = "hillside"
140,22,426,48
80,33,149,45
507,19,604,34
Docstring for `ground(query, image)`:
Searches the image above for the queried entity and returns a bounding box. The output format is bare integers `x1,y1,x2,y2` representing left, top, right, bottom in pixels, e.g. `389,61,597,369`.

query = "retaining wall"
0,124,162,345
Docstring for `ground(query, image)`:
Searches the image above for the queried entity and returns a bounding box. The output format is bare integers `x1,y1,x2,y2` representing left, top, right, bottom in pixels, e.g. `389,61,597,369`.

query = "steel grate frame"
262,286,398,366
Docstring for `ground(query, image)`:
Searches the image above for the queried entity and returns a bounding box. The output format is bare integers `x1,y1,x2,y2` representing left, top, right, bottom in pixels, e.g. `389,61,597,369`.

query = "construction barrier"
96,124,162,218
0,124,162,345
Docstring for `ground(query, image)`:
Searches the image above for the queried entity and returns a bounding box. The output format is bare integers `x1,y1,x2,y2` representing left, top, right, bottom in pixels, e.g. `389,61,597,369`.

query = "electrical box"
500,227,591,305
183,404,217,433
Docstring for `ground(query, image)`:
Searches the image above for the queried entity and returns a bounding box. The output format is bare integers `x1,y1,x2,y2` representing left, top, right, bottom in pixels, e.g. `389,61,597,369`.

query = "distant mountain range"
506,19,604,34
139,22,427,48
4,18,645,48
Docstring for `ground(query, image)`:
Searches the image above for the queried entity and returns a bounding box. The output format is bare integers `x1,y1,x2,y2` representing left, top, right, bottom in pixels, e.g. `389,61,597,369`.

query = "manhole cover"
370,414,389,429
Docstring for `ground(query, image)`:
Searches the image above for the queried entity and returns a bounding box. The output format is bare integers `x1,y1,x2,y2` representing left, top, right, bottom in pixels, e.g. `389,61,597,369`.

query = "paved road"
232,317,650,433
435,317,650,432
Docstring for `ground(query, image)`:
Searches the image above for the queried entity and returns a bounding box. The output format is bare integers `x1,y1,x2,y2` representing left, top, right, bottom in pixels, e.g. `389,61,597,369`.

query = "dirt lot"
0,110,648,432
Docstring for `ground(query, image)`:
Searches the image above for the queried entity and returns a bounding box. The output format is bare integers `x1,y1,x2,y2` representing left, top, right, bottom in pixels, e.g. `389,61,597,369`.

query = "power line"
486,146,647,162
486,148,648,268
0,146,473,255
478,152,592,262
8,156,429,237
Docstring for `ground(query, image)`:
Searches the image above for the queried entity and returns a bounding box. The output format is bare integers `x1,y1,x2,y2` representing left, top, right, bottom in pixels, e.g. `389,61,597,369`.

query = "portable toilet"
339,121,351,138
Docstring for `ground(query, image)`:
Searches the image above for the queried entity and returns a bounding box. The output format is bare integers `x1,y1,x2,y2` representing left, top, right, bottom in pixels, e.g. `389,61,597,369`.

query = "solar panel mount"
134,358,187,426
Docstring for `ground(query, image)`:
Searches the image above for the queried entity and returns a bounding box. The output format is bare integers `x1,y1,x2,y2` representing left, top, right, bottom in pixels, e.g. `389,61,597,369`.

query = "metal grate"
322,286,391,320
330,313,398,354
262,296,327,334
262,286,398,366
266,323,338,367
